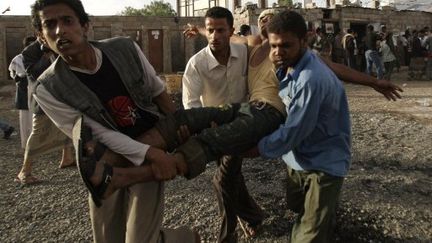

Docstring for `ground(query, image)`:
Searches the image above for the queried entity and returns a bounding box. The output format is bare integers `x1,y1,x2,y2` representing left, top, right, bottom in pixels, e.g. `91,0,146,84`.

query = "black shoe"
3,127,14,139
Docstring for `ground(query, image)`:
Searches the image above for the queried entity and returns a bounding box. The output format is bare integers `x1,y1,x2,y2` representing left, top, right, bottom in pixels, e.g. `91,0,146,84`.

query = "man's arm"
153,91,175,115
183,24,206,38
182,61,204,109
22,41,52,81
258,82,320,158
230,34,263,47
321,57,403,101
34,85,150,167
183,23,261,47
133,42,179,178
36,85,179,180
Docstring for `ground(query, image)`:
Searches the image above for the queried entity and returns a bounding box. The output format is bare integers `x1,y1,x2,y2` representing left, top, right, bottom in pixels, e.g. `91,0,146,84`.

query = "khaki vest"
39,37,162,129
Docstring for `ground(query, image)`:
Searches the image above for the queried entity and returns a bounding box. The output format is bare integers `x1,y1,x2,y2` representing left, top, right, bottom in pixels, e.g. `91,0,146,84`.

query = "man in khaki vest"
31,0,198,242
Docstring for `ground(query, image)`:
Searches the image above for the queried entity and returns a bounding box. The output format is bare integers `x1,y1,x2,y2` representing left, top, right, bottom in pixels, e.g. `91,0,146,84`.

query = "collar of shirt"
279,49,312,90
69,45,102,74
204,43,240,70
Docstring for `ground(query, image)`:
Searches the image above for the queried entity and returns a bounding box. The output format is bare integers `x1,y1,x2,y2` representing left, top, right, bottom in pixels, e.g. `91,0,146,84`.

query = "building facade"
177,0,269,16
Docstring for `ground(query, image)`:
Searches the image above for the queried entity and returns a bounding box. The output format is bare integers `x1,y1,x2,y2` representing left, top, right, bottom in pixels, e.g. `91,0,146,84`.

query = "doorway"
148,29,163,73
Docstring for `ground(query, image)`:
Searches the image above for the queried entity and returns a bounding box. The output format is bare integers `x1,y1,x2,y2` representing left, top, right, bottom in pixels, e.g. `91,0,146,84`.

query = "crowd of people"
308,24,432,81
4,0,409,242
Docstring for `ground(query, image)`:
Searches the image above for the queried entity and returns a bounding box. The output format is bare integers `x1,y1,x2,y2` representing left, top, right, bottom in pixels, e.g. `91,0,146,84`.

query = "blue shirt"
258,50,351,177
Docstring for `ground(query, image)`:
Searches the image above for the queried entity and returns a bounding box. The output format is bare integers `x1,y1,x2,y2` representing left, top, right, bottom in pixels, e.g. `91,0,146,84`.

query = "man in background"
365,24,384,79
182,7,264,242
8,36,36,149
14,35,75,185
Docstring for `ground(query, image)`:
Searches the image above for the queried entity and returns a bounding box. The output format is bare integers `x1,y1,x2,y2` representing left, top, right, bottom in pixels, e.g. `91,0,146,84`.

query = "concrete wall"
1,7,431,81
337,6,432,33
233,6,431,43
0,16,33,82
0,15,206,81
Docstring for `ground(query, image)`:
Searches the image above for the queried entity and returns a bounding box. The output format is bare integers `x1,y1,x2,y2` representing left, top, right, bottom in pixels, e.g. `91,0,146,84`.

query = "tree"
120,1,176,17
120,6,145,16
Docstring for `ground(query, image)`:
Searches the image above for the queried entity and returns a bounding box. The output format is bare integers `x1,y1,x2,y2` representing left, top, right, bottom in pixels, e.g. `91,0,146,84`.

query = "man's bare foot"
60,145,75,168
15,172,41,185
237,218,262,238
59,160,76,169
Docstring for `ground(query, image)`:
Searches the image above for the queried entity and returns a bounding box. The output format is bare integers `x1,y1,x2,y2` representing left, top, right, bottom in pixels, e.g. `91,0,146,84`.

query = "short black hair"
239,24,251,35
205,6,233,28
267,10,307,39
23,36,37,48
31,0,89,31
367,25,374,31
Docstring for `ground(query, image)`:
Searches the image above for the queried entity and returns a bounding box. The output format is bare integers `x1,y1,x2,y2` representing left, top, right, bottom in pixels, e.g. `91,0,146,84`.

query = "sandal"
72,116,113,208
237,217,262,238
14,174,41,185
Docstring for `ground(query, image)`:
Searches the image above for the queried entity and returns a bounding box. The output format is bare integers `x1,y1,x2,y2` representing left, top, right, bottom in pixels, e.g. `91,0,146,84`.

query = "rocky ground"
0,68,431,242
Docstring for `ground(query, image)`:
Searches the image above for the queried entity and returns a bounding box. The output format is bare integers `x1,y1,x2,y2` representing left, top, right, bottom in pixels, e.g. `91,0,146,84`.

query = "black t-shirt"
365,32,378,51
72,52,158,137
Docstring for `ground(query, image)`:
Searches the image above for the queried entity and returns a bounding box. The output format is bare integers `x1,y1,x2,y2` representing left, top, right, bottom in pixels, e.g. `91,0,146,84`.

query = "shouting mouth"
57,39,72,49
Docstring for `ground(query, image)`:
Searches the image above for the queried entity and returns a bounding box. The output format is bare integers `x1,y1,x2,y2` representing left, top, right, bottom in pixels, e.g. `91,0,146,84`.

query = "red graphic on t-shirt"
107,96,139,127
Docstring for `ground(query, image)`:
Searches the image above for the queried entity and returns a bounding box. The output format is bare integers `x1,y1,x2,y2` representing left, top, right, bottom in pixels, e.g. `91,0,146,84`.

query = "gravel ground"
0,68,431,242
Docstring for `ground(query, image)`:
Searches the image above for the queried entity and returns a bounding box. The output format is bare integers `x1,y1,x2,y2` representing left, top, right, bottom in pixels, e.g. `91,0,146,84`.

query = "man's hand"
177,125,191,145
372,79,403,101
174,152,188,177
240,146,260,158
146,147,177,181
321,58,403,101
183,23,202,39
